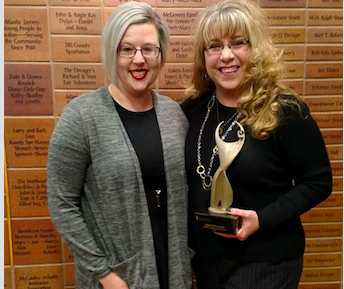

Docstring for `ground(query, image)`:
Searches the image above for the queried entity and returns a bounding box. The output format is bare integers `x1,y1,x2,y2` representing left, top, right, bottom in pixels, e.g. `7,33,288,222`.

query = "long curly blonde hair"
186,0,301,139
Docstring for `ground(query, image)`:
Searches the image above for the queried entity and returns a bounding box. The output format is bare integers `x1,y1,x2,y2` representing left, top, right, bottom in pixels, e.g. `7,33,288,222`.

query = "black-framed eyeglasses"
117,45,161,58
205,37,250,55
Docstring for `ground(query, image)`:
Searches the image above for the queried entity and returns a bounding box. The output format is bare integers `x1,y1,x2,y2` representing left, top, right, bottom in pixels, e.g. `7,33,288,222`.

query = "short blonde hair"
188,0,300,139
101,2,169,86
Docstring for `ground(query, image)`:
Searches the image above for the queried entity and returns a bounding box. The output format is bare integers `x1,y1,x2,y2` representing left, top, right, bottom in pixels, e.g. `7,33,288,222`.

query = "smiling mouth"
130,70,148,80
219,67,238,74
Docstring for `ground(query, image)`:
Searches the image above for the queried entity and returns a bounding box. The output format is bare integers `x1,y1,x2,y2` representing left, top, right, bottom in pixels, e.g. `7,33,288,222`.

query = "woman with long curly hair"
181,0,332,288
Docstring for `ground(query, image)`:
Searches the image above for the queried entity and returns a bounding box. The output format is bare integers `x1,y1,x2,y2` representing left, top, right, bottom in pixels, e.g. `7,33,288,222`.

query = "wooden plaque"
266,10,305,26
307,28,343,43
301,268,341,282
4,8,49,61
8,169,49,217
15,265,63,289
317,193,343,207
321,130,343,145
64,242,74,263
301,208,343,222
54,90,89,115
4,220,10,265
12,219,62,265
312,113,343,128
284,62,304,78
103,7,115,24
4,64,53,116
53,64,104,89
279,45,304,61
332,176,343,191
50,0,101,6
260,0,306,7
308,10,343,26
299,284,341,289
306,45,343,61
5,0,46,4
305,96,343,112
281,80,303,95
4,118,55,168
4,267,12,289
269,28,305,43
305,80,343,95
50,8,102,34
65,263,76,286
104,0,155,6
158,64,193,89
157,9,202,35
305,238,342,252
330,162,343,176
326,145,343,160
157,0,205,7
308,0,343,8
306,63,343,78
303,253,342,267
52,36,101,62
303,223,342,237
167,37,194,63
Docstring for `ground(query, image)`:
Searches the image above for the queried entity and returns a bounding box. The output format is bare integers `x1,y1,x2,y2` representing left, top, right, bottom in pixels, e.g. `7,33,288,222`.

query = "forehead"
204,21,246,43
121,23,159,43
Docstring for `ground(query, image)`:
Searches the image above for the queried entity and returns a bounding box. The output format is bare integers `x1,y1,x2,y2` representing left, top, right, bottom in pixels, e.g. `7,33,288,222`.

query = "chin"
135,83,151,91
131,85,151,95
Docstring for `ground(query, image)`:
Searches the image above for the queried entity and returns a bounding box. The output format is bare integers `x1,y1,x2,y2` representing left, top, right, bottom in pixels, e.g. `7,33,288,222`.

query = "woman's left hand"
215,208,260,241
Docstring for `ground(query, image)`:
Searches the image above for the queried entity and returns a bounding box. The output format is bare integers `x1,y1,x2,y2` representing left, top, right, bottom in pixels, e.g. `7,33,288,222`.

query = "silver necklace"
196,94,243,191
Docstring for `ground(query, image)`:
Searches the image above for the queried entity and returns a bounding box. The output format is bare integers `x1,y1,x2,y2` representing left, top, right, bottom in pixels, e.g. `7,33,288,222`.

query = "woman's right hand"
99,272,130,289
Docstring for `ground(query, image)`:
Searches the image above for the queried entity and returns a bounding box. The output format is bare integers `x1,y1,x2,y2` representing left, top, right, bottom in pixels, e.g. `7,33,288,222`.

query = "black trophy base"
195,211,240,234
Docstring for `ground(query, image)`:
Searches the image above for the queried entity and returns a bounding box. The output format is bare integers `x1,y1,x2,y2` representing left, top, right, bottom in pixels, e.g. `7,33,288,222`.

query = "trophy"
195,121,245,234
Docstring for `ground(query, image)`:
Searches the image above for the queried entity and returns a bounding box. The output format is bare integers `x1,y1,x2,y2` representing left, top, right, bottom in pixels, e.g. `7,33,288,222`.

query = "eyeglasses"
205,38,250,55
117,45,161,58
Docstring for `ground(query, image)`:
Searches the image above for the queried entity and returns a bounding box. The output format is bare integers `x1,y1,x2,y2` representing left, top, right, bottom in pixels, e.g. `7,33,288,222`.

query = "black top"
181,92,332,262
115,101,168,289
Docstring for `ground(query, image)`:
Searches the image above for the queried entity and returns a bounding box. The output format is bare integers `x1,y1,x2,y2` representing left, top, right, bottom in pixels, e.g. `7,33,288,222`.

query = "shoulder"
154,92,188,124
60,86,111,120
155,92,179,106
57,86,111,129
180,93,212,119
67,86,109,110
154,92,183,113
277,94,310,126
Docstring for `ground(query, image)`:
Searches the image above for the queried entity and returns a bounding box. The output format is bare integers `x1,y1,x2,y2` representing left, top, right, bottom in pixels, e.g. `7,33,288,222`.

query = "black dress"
115,101,168,289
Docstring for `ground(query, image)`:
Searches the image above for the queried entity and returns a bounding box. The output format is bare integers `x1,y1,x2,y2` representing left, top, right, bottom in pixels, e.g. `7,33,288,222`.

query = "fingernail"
226,207,232,212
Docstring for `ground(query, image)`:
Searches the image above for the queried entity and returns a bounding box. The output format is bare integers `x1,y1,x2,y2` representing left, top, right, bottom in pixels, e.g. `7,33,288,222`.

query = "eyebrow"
208,35,246,42
120,42,159,47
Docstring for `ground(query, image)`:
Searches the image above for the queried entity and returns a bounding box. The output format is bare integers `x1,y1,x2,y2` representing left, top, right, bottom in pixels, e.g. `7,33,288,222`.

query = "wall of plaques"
4,0,343,288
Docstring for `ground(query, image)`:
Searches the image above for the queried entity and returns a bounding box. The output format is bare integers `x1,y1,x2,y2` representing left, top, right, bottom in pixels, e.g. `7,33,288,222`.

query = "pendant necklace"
196,93,243,191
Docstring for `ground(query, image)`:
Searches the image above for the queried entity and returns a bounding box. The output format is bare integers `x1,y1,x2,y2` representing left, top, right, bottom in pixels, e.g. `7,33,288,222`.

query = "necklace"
196,94,243,191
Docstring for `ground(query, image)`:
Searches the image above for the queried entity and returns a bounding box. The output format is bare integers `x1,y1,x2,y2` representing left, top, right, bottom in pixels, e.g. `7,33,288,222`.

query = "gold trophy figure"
209,121,245,215
195,120,245,234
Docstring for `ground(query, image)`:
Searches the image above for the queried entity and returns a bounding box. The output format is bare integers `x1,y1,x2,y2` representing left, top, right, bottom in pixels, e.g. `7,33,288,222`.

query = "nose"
220,45,235,61
132,49,145,64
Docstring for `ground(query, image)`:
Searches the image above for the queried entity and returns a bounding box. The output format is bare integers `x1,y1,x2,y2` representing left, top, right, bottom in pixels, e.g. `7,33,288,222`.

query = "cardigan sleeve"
47,102,111,279
257,103,332,231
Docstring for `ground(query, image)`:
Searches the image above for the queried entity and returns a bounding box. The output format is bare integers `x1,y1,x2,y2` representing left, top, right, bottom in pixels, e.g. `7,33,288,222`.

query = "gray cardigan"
47,86,192,289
